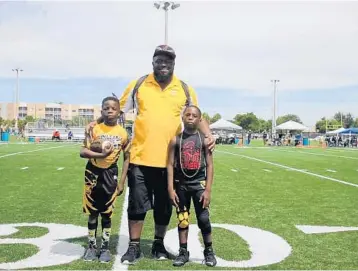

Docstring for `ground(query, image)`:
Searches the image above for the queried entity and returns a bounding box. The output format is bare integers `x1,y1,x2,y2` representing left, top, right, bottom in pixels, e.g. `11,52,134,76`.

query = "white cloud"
0,0,357,96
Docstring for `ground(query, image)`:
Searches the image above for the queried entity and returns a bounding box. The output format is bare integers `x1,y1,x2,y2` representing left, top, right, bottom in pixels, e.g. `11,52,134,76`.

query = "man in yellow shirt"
117,45,215,264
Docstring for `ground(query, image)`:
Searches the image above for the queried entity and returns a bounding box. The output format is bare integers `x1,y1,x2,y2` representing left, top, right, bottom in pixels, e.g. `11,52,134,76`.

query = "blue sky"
1,1,357,126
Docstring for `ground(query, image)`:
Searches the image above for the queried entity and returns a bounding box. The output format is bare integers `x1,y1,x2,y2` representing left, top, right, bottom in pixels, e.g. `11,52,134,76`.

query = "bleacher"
25,125,85,143
24,121,133,143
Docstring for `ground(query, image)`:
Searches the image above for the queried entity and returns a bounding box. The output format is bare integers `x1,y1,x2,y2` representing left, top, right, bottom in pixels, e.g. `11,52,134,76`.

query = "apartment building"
0,102,135,121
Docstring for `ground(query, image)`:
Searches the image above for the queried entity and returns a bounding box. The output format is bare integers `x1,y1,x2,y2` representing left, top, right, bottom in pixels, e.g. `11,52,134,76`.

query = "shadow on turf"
65,235,176,260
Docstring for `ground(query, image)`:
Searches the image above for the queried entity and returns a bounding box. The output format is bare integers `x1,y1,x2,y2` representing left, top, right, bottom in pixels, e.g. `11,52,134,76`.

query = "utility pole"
12,68,23,130
271,79,280,139
153,1,180,45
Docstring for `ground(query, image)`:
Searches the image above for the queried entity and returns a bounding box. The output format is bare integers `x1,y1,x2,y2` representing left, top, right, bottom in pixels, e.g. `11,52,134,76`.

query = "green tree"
315,117,341,133
258,119,271,132
333,112,354,128
71,116,88,127
353,118,358,128
202,112,211,123
25,116,35,123
18,119,27,131
210,113,221,123
276,114,302,125
234,112,259,131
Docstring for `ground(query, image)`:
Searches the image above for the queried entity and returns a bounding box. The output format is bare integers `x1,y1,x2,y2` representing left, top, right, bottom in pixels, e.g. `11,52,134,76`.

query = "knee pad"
128,212,146,221
197,212,211,234
101,213,112,229
177,209,190,230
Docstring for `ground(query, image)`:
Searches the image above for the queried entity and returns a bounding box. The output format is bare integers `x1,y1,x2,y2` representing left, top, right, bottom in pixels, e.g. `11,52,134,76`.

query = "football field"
0,141,357,270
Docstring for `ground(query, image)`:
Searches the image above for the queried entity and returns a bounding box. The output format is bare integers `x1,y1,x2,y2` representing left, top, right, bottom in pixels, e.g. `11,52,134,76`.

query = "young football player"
167,105,217,267
80,96,130,263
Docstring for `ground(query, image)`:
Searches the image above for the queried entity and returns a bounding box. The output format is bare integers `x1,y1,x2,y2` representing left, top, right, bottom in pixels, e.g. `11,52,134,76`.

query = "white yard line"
57,167,65,171
0,145,68,159
231,169,238,172
326,169,337,173
21,167,28,170
324,148,358,152
263,169,272,172
270,148,358,160
218,150,358,188
113,188,129,270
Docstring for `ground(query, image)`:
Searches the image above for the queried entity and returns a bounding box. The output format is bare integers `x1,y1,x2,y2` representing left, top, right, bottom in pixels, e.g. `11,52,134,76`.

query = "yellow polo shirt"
119,73,198,168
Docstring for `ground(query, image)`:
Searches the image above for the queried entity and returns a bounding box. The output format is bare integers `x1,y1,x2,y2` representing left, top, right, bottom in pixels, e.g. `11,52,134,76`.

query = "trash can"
1,132,9,142
28,136,35,143
235,138,239,144
302,137,309,146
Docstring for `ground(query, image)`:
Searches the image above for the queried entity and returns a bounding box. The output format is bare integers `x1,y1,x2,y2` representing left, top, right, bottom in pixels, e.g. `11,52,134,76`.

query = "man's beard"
154,70,173,83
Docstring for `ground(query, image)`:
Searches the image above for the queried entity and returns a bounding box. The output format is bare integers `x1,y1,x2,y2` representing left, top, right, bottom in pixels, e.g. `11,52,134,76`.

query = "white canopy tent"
275,120,308,131
210,119,242,131
326,127,345,134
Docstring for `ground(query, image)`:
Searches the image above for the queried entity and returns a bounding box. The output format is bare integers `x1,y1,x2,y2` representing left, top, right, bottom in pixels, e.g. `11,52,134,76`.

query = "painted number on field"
0,223,357,269
165,224,292,268
0,223,87,269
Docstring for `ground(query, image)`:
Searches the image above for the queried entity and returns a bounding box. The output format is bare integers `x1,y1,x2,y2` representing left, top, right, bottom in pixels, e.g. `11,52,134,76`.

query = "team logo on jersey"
181,141,200,170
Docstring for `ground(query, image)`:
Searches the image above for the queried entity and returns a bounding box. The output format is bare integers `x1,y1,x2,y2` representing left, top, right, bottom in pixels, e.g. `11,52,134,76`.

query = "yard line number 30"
0,222,357,269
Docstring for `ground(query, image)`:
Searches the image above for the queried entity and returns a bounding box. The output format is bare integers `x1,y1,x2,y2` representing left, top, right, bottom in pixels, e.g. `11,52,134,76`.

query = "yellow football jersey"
83,123,129,169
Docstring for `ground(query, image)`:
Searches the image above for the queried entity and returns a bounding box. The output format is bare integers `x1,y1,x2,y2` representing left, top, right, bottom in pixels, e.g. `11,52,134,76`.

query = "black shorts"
127,164,172,217
83,162,118,217
175,181,209,221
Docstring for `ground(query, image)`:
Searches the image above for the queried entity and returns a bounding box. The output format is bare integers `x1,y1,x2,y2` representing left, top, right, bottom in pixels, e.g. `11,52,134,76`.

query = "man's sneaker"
203,247,217,267
83,245,97,261
151,239,169,260
173,248,189,267
99,249,111,263
121,243,142,265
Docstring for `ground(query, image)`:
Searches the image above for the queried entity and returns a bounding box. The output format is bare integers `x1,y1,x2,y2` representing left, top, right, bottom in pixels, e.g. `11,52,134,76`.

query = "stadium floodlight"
154,2,161,9
153,1,180,45
171,3,180,9
12,68,23,130
271,79,280,139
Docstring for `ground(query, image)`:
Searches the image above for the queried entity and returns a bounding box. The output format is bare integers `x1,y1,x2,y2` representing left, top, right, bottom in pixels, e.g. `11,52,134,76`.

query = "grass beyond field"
0,140,357,270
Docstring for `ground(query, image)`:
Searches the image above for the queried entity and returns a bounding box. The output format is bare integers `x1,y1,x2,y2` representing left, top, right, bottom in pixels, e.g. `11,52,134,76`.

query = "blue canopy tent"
339,128,358,134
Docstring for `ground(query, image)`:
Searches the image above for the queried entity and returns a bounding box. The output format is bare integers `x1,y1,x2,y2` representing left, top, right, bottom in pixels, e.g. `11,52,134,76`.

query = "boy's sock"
100,215,112,250
204,241,212,249
180,243,187,250
101,228,111,250
88,221,98,247
129,238,140,247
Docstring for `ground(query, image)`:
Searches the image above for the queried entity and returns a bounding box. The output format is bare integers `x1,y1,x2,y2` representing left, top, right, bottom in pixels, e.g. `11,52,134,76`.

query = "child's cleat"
203,247,217,267
99,249,111,263
83,245,97,261
173,248,189,267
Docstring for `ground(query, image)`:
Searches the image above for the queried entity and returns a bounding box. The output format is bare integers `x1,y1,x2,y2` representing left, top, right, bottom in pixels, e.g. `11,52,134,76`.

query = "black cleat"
203,247,217,267
151,239,169,260
121,243,143,265
173,248,189,267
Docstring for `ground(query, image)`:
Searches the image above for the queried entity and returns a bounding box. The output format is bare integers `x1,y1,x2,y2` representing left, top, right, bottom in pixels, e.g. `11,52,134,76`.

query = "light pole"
271,79,279,139
154,1,180,45
12,68,23,130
